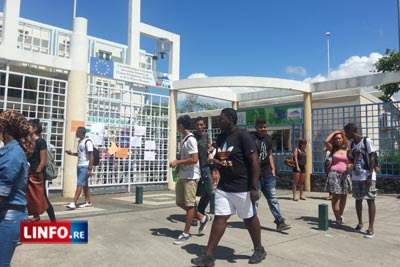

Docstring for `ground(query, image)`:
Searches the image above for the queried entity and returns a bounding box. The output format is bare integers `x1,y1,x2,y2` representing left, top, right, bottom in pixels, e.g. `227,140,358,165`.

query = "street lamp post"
397,0,400,50
325,32,331,80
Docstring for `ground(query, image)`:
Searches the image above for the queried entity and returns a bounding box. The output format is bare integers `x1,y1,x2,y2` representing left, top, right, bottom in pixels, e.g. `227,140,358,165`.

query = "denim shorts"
77,166,89,186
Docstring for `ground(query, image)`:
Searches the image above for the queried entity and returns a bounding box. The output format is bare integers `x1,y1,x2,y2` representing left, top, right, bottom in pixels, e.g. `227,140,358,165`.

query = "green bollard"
135,186,143,204
318,203,329,230
209,192,215,214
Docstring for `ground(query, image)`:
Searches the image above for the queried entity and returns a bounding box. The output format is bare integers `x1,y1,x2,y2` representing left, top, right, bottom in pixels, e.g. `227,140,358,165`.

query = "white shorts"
214,189,256,219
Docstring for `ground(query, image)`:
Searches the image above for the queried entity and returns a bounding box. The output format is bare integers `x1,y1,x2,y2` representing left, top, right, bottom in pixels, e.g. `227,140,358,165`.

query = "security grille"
87,78,170,190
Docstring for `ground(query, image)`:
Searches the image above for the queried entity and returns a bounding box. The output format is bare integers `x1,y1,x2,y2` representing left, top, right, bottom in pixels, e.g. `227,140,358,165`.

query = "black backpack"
362,137,380,173
85,139,100,166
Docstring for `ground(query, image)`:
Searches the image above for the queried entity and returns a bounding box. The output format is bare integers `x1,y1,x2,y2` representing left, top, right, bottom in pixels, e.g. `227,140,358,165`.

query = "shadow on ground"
181,243,249,265
150,228,182,239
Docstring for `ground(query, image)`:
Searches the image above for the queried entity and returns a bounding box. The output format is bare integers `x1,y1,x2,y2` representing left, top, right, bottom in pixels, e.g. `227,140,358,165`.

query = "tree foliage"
375,49,400,102
178,94,225,113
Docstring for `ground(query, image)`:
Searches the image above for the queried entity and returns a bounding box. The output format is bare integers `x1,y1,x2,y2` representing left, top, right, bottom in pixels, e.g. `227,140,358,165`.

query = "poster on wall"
134,126,146,136
237,104,303,127
130,137,142,147
144,151,155,161
145,141,156,150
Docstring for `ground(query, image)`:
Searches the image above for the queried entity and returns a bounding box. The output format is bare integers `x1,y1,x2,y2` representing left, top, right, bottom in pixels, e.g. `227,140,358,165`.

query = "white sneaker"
66,202,76,209
79,201,92,208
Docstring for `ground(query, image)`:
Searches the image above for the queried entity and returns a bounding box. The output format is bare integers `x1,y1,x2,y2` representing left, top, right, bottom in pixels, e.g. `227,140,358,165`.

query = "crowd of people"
171,110,380,266
0,108,381,266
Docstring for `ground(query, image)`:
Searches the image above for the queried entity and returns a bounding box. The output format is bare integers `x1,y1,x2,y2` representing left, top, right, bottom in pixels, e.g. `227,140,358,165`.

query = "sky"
1,0,399,87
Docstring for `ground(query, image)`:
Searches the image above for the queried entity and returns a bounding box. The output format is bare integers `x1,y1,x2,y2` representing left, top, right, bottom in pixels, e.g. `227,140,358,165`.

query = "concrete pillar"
168,90,178,190
2,0,20,54
63,17,89,198
232,101,239,110
168,36,180,80
127,0,140,66
303,93,312,192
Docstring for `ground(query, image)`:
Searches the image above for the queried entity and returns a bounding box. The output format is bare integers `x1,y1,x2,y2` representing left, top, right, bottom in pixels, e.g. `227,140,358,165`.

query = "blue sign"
90,57,114,78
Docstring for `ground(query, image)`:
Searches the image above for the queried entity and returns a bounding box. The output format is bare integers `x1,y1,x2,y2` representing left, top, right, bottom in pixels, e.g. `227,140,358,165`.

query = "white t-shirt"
77,138,93,167
350,138,376,181
178,134,200,180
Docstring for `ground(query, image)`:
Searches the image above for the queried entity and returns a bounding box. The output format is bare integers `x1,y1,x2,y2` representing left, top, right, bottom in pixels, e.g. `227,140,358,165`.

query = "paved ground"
12,190,400,267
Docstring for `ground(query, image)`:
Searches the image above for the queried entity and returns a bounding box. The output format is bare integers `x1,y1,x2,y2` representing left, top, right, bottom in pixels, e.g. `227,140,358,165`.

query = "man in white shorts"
192,108,266,267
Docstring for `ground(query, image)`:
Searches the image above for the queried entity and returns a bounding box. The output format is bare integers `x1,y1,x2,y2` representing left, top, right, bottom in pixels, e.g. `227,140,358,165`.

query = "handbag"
324,150,332,173
284,154,295,168
196,166,212,197
26,172,49,216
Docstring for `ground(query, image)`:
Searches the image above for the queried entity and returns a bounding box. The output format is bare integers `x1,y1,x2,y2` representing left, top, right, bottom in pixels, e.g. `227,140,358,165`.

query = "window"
98,50,112,61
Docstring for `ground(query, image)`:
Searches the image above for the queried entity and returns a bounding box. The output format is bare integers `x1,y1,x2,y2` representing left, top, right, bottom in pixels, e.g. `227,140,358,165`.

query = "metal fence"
87,77,170,190
312,101,400,176
0,69,67,190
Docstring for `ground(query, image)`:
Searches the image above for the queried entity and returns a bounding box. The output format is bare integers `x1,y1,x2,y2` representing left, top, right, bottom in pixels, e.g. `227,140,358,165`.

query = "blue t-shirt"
0,140,28,208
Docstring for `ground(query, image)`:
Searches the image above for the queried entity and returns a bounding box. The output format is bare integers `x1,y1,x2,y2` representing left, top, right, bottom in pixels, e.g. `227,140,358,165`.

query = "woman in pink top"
324,130,352,228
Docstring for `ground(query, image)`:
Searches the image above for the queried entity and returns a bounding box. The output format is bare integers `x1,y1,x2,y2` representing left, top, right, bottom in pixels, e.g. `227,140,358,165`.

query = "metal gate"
86,78,170,191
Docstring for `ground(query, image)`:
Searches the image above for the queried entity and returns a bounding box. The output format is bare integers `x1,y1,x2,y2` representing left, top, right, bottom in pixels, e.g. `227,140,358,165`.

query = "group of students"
170,109,291,267
171,109,380,266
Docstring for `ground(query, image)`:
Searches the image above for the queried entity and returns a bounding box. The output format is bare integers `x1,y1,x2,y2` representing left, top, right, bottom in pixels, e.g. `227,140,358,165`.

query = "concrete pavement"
12,190,400,267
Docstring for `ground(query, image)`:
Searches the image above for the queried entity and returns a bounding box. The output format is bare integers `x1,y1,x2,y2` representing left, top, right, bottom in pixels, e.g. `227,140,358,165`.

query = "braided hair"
0,110,35,157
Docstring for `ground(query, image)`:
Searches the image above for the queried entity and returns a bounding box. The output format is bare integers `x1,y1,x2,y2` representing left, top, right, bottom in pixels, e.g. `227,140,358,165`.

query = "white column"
63,17,89,198
168,90,178,190
127,0,141,66
2,0,21,54
303,93,312,192
168,35,180,80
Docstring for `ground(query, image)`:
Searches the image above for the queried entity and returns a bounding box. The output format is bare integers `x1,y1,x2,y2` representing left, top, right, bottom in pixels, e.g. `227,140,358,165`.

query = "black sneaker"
191,218,198,226
198,214,211,235
191,254,215,267
276,222,291,231
248,246,267,264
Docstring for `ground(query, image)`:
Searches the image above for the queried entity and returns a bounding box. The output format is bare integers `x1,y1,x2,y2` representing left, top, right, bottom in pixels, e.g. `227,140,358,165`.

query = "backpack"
351,137,380,173
362,137,380,173
85,139,100,166
44,147,58,180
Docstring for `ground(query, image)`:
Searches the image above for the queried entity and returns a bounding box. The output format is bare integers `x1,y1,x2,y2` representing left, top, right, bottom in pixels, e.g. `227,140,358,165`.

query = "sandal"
292,198,299,201
354,223,363,231
300,197,306,200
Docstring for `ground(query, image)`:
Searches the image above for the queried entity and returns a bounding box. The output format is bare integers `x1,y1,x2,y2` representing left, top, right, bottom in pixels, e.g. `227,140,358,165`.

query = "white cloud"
187,73,208,79
285,66,308,76
304,52,383,83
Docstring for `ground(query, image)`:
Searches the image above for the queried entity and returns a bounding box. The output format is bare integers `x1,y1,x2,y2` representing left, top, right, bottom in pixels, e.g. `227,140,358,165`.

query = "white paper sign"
144,151,155,161
114,63,156,87
134,126,146,136
145,140,156,150
88,133,103,146
130,137,142,147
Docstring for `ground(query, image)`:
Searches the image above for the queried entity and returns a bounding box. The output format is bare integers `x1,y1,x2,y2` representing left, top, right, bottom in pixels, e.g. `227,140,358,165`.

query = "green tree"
178,94,225,113
375,49,400,102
